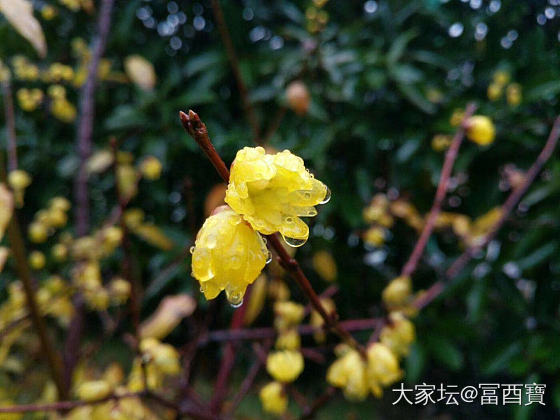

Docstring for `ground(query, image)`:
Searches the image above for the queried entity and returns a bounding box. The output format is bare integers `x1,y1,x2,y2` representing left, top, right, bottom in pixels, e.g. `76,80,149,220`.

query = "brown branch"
199,318,382,345
414,114,560,309
74,0,115,236
1,81,18,171
180,109,366,357
227,341,273,415
0,137,67,402
400,102,476,277
300,387,337,420
262,106,287,144
110,138,142,335
210,0,261,144
66,0,115,396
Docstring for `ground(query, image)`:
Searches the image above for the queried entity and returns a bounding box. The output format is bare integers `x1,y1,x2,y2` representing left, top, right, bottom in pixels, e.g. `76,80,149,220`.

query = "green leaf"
387,30,417,65
427,336,464,371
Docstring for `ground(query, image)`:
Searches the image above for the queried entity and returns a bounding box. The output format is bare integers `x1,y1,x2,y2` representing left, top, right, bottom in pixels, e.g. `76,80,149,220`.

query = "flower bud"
29,251,46,270
191,207,268,305
77,380,112,401
139,156,162,180
465,115,495,146
266,350,304,383
382,276,412,309
286,80,310,115
259,382,287,415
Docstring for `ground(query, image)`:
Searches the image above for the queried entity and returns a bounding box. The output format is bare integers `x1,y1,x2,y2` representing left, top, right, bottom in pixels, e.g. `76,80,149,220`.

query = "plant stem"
400,102,476,277
179,109,366,356
415,114,560,309
1,81,18,171
74,0,115,236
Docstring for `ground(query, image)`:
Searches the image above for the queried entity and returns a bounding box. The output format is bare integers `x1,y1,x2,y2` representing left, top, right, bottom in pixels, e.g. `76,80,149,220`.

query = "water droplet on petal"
319,187,331,204
265,251,272,264
226,290,244,307
282,235,307,248
189,246,195,254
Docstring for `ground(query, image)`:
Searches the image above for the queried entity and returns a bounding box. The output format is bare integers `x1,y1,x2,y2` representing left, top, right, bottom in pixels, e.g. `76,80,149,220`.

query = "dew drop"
227,291,244,308
282,235,307,248
189,246,195,254
265,251,272,264
319,187,331,204
285,216,294,224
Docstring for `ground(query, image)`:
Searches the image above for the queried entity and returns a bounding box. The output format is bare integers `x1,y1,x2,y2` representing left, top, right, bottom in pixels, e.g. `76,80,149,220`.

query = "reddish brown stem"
414,115,560,309
401,102,476,277
180,109,366,357
210,0,261,144
200,318,382,344
300,387,337,420
1,81,18,171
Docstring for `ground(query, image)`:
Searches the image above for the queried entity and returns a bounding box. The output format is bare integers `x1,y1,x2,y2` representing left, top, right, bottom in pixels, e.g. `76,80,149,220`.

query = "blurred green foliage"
2,0,560,418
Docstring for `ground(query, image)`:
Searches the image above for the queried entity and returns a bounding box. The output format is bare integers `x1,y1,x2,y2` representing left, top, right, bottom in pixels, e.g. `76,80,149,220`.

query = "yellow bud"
103,363,124,387
487,83,502,101
77,380,112,401
225,147,329,245
449,109,464,127
117,165,138,199
431,134,452,152
506,83,522,106
266,350,304,383
139,156,162,180
267,278,291,301
28,222,48,243
493,70,510,86
466,115,495,146
382,276,412,309
259,382,287,415
8,170,31,190
286,80,310,116
123,208,144,229
310,297,335,343
380,312,415,358
364,226,385,247
50,196,71,212
41,5,57,20
274,301,305,329
52,243,68,261
312,250,337,282
47,208,68,228
326,349,368,401
275,328,301,350
191,207,268,304
108,277,130,304
85,287,110,310
366,343,402,394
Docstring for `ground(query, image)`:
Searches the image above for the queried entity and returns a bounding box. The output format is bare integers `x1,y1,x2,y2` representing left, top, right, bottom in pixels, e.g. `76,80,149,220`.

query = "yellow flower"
380,312,415,358
28,222,48,243
326,348,368,401
275,328,301,350
274,301,305,330
266,350,304,383
259,381,287,415
431,134,452,152
77,380,112,401
29,251,46,270
487,83,502,101
312,250,337,282
382,275,412,309
493,70,510,86
225,147,329,246
139,156,162,180
366,343,402,397
364,226,385,247
466,115,495,146
506,83,522,106
191,206,268,305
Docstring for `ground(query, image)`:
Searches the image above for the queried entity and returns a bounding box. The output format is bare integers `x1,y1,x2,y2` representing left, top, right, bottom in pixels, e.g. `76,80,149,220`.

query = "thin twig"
262,106,287,144
0,142,67,402
1,81,18,171
300,387,337,420
210,0,261,144
414,115,560,309
199,318,382,344
74,0,115,236
179,109,366,357
400,102,476,277
66,0,115,395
